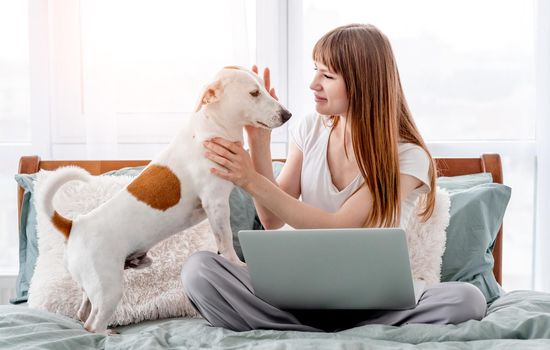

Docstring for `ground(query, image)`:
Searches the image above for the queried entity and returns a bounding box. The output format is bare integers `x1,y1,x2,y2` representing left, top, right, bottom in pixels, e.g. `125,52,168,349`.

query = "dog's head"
195,66,291,129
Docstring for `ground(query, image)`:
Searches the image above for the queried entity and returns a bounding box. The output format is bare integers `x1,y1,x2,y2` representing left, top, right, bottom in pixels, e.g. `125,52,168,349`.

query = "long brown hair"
313,24,436,227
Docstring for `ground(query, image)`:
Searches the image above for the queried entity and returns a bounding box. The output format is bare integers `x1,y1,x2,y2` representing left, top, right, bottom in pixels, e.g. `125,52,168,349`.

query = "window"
0,1,30,143
0,1,31,273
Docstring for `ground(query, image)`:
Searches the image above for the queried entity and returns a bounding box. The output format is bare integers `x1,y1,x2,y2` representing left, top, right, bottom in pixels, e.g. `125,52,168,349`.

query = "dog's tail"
37,166,91,240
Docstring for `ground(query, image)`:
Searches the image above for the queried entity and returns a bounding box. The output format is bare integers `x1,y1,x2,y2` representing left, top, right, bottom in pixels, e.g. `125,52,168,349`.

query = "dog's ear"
195,79,223,112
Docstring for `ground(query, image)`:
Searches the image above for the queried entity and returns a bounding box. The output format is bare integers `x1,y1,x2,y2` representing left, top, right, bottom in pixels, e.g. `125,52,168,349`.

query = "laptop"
238,228,425,310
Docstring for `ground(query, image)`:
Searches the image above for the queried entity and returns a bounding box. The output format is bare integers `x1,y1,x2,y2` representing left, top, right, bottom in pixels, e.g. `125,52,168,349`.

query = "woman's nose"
309,76,321,91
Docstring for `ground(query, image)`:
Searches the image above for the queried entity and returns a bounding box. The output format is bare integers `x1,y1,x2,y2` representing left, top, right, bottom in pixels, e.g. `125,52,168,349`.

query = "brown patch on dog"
52,211,72,240
127,164,181,211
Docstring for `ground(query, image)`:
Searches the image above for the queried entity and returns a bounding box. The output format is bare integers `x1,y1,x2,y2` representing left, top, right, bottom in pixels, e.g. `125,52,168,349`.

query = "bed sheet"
1,290,550,349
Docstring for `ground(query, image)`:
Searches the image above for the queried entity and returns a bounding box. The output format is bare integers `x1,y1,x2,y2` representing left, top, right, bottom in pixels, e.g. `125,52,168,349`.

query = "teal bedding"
1,290,550,349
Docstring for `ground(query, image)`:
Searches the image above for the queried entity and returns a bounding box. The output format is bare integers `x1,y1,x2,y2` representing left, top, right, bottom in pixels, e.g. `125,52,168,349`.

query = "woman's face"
309,61,349,116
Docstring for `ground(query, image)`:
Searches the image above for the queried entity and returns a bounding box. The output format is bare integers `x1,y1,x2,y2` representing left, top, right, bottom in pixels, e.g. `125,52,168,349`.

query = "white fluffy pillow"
405,187,451,286
29,170,217,327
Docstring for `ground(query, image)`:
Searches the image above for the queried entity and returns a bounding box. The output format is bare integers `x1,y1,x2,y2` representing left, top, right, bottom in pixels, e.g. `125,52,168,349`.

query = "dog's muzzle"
279,109,292,123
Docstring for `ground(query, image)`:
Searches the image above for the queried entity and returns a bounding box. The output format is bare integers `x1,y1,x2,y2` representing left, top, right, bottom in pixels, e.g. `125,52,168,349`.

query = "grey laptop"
238,228,425,310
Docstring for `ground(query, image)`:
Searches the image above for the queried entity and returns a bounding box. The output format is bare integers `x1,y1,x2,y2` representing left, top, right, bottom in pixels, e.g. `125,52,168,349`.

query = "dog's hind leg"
77,289,91,323
90,287,123,334
83,304,99,332
83,269,124,334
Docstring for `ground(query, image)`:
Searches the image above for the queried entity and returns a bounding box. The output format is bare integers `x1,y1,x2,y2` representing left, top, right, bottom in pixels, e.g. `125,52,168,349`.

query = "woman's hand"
203,137,259,190
252,64,278,100
245,65,278,145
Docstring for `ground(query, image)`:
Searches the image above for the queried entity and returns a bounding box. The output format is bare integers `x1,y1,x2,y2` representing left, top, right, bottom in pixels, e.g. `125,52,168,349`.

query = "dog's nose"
280,109,292,123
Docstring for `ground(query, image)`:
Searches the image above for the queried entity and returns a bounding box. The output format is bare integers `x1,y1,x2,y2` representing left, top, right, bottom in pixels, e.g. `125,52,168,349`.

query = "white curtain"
534,0,550,292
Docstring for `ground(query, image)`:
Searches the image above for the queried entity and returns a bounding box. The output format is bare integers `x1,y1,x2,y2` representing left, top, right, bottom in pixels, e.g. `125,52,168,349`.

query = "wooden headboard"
17,154,504,284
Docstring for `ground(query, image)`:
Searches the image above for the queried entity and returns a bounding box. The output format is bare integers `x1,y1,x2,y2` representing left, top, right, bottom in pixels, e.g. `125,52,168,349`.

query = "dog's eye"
250,90,260,97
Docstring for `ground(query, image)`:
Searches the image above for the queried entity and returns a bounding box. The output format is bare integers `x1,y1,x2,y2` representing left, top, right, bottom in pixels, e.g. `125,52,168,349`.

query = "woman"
181,24,486,332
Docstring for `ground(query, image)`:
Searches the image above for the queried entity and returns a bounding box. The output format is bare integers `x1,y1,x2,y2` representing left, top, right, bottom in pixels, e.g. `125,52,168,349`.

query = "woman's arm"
248,137,303,229
245,173,423,228
244,175,373,228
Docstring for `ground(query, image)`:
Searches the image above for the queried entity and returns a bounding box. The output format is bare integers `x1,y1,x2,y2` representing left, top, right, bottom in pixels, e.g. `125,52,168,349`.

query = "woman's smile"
314,94,327,103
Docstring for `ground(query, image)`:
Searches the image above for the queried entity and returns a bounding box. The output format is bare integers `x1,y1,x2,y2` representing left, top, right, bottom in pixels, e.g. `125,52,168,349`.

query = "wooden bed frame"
16,154,504,284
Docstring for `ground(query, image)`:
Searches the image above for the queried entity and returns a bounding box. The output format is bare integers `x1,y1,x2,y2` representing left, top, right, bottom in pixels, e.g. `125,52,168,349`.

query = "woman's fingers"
206,137,242,155
209,167,232,181
205,151,234,169
251,65,274,95
206,146,235,163
252,64,273,91
270,87,278,101
203,138,255,188
263,67,271,92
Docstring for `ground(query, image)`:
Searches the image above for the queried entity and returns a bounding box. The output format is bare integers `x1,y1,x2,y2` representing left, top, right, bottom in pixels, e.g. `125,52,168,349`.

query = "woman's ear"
195,79,223,112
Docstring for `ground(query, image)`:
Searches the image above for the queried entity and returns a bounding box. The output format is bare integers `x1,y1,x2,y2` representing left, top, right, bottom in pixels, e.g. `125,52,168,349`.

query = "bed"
1,154,550,349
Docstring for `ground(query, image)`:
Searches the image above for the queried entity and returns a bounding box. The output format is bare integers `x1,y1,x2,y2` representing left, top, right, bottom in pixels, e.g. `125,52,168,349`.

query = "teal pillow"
437,174,511,304
11,173,38,304
437,172,493,192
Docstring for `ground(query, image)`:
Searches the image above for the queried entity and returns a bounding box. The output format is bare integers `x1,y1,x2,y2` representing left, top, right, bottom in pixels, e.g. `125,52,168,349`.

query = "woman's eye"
250,90,260,97
314,68,333,79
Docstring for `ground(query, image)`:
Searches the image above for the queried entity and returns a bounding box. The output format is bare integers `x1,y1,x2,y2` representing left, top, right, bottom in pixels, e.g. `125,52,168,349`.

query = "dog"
38,66,292,334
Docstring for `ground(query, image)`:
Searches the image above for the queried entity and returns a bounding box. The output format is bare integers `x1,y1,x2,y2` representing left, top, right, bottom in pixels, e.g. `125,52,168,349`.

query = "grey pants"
181,251,487,332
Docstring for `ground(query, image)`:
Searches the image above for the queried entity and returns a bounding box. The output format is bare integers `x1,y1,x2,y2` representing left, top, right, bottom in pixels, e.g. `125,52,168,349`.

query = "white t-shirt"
289,113,431,227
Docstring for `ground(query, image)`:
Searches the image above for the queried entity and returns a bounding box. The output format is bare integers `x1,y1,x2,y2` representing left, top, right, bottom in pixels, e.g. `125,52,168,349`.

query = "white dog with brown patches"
38,66,291,334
